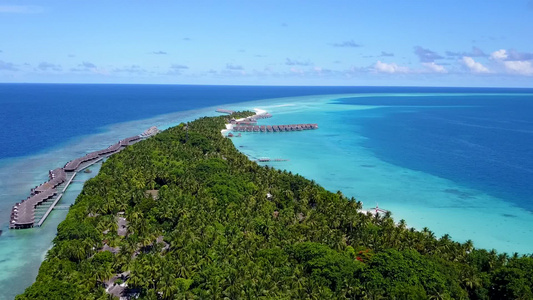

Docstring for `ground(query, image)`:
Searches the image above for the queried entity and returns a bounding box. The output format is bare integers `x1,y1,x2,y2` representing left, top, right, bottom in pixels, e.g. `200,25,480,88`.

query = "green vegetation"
18,113,533,299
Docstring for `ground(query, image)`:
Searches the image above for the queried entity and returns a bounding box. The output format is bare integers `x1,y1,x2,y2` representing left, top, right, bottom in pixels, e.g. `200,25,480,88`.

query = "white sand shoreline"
220,108,268,136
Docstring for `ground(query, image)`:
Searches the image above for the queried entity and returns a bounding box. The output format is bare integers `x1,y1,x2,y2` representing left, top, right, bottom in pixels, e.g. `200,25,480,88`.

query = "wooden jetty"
216,108,235,114
9,127,159,229
227,132,241,138
140,126,160,138
231,119,257,125
256,158,289,162
362,205,390,217
63,136,140,172
229,113,272,126
253,113,272,119
232,123,318,132
31,168,66,195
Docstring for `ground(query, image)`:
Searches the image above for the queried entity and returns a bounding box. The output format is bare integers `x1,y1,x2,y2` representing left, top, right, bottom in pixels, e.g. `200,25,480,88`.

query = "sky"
1,0,533,87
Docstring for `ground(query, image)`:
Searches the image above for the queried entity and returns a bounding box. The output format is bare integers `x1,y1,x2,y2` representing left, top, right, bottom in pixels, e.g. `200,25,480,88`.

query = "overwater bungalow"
10,134,144,229
252,113,273,119
10,189,57,229
31,168,66,195
231,122,318,134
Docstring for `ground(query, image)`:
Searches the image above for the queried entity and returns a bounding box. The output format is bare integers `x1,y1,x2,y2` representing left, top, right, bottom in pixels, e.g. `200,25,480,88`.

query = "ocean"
0,84,532,299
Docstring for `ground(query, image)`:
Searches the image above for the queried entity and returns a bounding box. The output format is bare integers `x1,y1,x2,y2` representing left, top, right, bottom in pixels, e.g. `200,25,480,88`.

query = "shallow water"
0,163,101,300
230,94,533,255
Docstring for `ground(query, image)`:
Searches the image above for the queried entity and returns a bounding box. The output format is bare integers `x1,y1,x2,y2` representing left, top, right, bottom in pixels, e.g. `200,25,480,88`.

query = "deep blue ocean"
0,84,352,158
335,94,533,212
1,84,527,158
0,84,434,159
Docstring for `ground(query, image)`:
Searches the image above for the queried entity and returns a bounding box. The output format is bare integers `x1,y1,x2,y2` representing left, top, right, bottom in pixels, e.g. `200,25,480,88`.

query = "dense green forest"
18,113,532,299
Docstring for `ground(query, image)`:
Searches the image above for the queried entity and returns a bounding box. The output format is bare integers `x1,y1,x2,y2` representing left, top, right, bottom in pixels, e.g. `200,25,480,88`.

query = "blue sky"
1,0,533,87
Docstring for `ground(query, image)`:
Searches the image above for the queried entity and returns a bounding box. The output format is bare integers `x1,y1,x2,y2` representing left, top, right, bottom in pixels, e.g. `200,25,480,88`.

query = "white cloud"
462,56,490,73
332,40,361,48
0,60,18,71
38,62,61,71
422,62,447,73
414,46,444,62
81,62,97,69
503,60,533,75
226,63,244,70
289,67,304,74
286,58,312,66
506,50,533,61
170,64,188,70
113,65,146,74
490,49,508,60
490,49,533,76
374,61,409,74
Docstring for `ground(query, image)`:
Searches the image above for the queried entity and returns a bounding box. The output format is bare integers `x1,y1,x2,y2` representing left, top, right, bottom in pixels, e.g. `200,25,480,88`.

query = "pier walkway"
229,114,273,126
9,127,158,229
232,123,318,132
216,108,235,114
256,158,289,162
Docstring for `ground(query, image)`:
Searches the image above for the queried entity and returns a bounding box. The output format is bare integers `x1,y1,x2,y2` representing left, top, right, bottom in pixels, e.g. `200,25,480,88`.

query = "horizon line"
1,82,533,90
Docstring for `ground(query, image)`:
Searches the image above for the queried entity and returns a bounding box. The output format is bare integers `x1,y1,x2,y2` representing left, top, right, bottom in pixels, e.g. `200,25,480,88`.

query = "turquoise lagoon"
228,94,533,255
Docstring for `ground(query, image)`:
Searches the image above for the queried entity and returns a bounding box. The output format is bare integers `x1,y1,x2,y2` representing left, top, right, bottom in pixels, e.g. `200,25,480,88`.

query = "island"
16,112,533,299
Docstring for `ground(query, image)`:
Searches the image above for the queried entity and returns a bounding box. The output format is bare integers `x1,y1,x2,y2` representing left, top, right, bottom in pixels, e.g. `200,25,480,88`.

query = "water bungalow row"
232,124,319,132
31,168,66,195
10,189,57,228
215,108,235,114
9,130,155,229
232,120,256,125
64,136,141,172
251,113,273,119
230,118,257,125
140,126,160,137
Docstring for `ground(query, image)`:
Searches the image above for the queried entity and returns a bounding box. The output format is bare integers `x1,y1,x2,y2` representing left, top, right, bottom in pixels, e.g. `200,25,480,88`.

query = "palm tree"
158,271,176,299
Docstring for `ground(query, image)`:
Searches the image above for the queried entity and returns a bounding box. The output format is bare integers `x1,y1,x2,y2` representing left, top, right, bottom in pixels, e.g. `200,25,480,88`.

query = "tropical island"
17,112,533,299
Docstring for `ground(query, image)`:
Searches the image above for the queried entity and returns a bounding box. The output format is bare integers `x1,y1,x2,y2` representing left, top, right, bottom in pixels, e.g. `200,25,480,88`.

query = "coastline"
225,94,533,255
220,108,268,136
0,103,255,299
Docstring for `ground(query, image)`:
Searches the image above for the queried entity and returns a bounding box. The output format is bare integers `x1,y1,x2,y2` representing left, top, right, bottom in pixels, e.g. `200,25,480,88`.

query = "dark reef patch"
444,189,477,199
